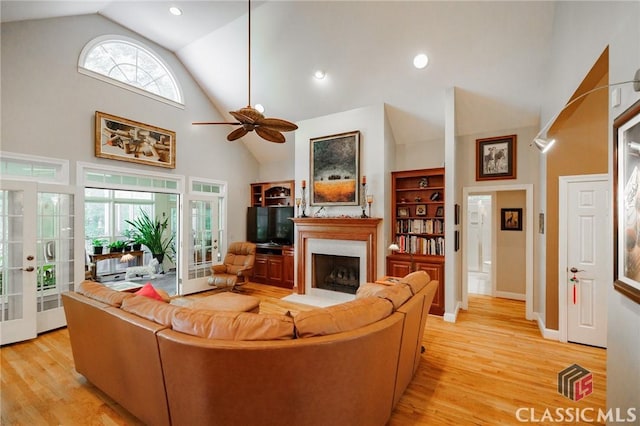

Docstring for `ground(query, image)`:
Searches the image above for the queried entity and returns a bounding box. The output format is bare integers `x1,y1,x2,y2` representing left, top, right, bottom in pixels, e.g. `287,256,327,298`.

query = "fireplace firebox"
313,254,360,294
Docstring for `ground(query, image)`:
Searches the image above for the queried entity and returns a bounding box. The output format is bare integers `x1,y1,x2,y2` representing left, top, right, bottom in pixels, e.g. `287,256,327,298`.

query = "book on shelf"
396,235,445,256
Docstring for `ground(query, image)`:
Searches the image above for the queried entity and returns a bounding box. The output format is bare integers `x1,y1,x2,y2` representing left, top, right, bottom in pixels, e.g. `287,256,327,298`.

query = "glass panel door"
0,181,37,345
181,197,220,295
36,190,76,332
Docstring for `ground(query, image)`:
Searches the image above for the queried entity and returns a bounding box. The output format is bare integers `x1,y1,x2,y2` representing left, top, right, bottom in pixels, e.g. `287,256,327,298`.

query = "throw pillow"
135,282,165,301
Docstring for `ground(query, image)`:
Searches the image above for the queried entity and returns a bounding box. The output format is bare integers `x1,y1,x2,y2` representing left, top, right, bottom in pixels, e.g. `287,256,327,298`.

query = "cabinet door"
254,254,268,281
267,257,284,284
283,249,294,288
415,262,444,316
387,259,412,278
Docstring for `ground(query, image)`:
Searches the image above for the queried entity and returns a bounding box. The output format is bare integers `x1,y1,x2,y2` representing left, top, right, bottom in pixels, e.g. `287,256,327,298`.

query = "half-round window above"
79,35,183,106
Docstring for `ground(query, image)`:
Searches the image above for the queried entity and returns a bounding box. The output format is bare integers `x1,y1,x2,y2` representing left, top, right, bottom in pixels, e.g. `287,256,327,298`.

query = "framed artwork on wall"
500,208,522,231
476,134,517,181
309,131,360,206
95,111,176,169
613,98,640,305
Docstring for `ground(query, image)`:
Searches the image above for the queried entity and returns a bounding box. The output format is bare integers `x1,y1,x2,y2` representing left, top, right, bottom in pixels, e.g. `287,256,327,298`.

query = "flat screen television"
247,206,294,245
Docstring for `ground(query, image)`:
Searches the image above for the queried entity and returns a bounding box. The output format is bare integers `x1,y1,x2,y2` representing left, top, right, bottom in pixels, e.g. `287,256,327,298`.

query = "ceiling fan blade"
192,121,241,125
227,127,249,141
255,117,298,132
230,109,260,124
255,126,286,143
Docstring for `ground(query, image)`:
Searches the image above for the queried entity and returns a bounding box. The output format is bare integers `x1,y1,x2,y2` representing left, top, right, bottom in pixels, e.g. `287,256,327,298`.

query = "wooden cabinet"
388,167,445,315
251,180,294,207
253,244,294,289
386,255,444,315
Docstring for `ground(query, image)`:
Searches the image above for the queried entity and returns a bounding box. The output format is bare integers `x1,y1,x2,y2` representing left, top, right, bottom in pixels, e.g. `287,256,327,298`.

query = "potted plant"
122,228,142,251
125,209,175,265
108,240,126,253
91,239,105,255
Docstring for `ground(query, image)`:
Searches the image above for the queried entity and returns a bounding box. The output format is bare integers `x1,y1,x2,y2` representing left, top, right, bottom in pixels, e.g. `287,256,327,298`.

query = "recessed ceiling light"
254,104,265,113
413,53,429,69
314,70,326,80
169,6,183,16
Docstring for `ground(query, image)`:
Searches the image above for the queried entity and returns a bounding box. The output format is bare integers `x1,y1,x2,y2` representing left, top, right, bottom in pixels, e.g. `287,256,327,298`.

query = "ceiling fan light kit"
192,0,297,143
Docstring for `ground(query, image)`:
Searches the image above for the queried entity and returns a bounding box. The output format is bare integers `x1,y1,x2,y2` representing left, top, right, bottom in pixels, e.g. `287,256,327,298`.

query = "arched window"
79,35,183,106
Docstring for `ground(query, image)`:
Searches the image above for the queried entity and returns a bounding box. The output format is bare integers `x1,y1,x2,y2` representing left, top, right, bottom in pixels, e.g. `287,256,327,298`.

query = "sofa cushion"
400,270,431,295
356,282,412,309
76,280,133,307
135,282,166,302
171,310,294,341
121,295,185,327
293,297,394,338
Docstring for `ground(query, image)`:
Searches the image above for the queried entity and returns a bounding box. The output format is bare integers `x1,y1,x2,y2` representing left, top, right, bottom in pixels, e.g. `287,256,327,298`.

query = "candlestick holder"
295,198,301,217
360,183,368,218
367,194,374,218
300,187,308,217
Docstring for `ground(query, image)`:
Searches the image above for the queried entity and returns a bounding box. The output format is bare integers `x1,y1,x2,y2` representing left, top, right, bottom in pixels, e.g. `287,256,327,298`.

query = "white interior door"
0,181,37,345
564,177,609,348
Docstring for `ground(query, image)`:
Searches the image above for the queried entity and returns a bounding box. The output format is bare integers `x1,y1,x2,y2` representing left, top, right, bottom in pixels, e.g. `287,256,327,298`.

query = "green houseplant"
91,239,105,255
108,240,127,253
125,209,175,264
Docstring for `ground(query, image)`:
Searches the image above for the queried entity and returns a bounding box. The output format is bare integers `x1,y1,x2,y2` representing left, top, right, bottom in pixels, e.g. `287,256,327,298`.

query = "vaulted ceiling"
1,1,555,164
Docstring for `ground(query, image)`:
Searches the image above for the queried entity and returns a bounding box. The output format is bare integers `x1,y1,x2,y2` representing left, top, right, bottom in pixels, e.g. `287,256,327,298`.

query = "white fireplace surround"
306,239,367,302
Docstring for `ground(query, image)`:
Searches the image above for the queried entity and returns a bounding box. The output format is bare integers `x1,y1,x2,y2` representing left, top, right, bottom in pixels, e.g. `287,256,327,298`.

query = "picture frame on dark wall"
476,134,517,181
613,98,640,305
95,111,176,169
500,208,522,231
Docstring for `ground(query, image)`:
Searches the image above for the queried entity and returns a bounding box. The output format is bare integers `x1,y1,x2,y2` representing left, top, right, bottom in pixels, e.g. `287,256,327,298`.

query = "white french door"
0,181,77,345
0,181,37,345
181,195,221,295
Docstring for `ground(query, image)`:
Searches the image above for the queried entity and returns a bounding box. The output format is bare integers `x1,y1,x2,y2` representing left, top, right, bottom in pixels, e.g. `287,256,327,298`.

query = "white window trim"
77,161,184,194
0,151,69,185
78,34,185,109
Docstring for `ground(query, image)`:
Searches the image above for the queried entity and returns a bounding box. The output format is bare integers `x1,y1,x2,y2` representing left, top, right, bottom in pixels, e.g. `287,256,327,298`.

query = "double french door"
0,180,77,345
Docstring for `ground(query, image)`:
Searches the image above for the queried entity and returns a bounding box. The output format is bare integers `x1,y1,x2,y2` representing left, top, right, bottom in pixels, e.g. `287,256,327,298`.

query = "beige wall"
495,191,526,296
544,49,609,330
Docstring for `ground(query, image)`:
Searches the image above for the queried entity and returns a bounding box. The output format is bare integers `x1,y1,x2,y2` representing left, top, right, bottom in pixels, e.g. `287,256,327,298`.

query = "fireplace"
291,218,382,297
313,254,360,295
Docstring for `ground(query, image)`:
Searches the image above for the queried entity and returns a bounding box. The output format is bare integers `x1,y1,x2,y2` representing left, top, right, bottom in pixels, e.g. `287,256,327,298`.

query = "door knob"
22,266,35,272
569,267,585,273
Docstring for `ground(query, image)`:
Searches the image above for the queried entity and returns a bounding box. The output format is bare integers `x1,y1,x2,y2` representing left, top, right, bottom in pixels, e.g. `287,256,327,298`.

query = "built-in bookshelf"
250,180,294,207
388,167,445,315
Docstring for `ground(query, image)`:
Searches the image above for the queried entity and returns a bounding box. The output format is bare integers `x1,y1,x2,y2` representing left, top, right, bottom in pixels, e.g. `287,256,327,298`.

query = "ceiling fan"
192,0,298,143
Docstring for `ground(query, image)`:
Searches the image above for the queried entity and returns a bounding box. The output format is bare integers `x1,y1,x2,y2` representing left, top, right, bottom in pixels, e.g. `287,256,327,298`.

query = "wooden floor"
1,283,606,425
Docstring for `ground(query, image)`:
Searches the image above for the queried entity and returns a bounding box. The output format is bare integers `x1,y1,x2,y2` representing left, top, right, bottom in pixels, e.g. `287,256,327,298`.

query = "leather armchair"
209,242,256,291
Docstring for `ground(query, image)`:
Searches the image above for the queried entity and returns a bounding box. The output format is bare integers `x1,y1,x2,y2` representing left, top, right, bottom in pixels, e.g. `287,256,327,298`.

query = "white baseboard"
494,291,526,301
443,301,461,323
534,312,559,340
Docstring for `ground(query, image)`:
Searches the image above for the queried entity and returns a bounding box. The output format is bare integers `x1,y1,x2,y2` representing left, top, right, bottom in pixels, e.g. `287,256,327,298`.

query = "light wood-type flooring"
1,283,606,425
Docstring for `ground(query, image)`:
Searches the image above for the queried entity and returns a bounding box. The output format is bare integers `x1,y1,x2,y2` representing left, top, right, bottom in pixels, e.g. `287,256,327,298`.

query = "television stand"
253,244,294,289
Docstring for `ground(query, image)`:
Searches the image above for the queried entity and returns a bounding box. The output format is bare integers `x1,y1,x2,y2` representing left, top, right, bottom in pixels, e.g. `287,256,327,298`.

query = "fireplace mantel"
291,217,382,294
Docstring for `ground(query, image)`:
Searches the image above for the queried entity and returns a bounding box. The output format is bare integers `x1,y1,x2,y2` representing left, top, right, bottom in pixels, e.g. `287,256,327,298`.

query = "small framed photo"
415,204,427,216
476,134,517,181
435,206,444,217
398,207,410,217
501,208,523,231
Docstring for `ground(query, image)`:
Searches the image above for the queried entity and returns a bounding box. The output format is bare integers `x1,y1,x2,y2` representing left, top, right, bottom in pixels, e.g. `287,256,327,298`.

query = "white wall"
1,14,259,244
542,1,640,415
294,104,393,284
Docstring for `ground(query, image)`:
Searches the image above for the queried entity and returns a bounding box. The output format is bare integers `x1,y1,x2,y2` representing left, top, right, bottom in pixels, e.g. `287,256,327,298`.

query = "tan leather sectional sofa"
62,271,438,426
